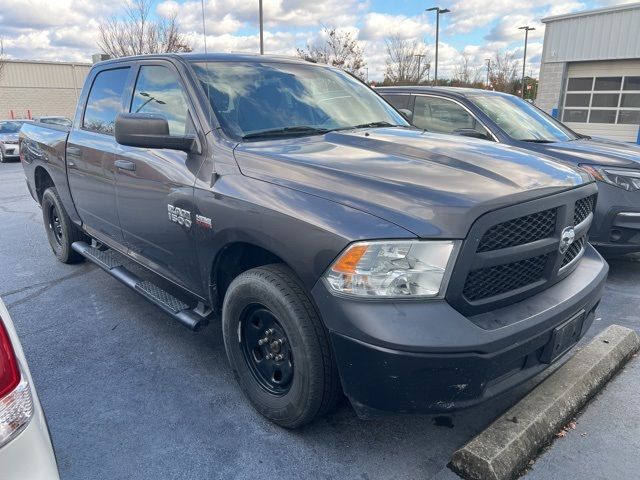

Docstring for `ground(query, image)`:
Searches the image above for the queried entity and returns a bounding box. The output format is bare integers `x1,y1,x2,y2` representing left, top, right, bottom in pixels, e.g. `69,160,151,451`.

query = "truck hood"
527,137,640,168
233,128,589,238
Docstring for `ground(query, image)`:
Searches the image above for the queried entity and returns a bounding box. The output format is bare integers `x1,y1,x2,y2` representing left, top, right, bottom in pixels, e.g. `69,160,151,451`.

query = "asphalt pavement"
1,161,639,480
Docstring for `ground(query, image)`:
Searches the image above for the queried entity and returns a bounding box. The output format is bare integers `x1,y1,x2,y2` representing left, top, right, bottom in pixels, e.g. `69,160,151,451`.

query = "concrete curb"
449,325,640,480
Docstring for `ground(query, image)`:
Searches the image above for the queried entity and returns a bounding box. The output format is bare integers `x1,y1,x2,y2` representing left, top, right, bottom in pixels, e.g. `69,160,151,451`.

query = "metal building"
536,3,640,143
0,59,91,120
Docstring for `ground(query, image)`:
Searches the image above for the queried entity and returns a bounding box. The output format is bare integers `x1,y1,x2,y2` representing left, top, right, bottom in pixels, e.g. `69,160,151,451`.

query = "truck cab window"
413,96,488,137
83,68,130,135
130,65,191,136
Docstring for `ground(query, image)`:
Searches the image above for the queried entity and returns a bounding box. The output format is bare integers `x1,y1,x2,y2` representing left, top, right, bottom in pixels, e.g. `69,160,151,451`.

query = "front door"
67,67,132,242
114,62,206,293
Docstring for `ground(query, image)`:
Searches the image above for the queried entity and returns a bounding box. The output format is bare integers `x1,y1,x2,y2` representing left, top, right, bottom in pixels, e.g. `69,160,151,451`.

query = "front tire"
41,187,88,264
222,264,340,428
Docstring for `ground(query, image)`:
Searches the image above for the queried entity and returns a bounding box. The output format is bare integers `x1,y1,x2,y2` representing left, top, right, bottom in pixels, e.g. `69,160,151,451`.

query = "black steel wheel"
48,203,64,247
222,264,340,428
240,305,294,395
41,187,88,264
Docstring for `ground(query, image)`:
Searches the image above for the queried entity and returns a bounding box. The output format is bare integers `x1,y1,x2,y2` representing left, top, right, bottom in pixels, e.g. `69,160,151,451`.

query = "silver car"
0,120,30,163
0,298,60,479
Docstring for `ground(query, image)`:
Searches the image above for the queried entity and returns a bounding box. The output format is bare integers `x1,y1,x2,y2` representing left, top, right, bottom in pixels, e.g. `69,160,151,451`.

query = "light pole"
136,92,166,112
485,58,491,88
519,26,535,98
426,7,450,86
259,0,264,54
414,54,426,85
364,67,369,83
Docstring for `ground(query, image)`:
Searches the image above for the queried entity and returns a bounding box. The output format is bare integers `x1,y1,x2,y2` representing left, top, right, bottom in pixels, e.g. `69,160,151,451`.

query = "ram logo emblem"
559,226,575,254
168,204,192,228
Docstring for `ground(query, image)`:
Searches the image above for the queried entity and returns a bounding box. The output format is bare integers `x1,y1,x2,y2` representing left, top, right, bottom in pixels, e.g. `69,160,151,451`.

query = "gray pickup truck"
20,53,608,428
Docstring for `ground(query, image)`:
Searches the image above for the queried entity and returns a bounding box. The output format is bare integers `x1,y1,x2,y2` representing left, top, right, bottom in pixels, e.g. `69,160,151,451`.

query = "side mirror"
115,113,196,152
453,128,490,140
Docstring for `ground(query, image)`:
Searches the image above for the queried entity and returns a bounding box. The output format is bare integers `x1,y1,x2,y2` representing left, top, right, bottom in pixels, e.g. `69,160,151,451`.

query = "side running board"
72,241,210,332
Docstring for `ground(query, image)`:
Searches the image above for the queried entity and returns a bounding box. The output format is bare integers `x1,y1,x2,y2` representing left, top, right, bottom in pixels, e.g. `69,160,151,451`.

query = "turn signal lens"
0,317,34,448
324,240,459,298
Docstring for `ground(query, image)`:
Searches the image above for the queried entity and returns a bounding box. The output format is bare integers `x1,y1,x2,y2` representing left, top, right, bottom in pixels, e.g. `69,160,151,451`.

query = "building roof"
542,2,640,23
2,58,91,66
540,2,640,63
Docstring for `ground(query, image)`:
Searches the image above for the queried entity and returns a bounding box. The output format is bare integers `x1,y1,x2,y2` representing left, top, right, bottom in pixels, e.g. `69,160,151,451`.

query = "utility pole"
414,54,426,85
485,58,491,88
259,0,264,54
426,7,450,86
519,26,535,98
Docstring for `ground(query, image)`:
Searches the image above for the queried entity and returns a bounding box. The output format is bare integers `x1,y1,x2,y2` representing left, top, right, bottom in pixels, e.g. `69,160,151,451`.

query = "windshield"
190,61,408,140
0,121,26,134
468,94,578,142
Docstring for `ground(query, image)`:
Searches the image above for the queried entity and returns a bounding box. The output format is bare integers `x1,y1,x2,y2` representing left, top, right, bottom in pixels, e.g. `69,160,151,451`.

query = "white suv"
0,298,60,479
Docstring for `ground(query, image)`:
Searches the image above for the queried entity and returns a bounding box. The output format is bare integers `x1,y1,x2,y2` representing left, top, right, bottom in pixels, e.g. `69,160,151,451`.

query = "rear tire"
222,264,340,428
41,187,88,264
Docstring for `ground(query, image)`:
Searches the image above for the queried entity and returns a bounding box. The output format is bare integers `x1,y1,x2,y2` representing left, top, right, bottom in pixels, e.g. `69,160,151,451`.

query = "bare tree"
489,51,520,93
383,35,431,85
98,0,192,58
297,27,366,78
452,54,483,87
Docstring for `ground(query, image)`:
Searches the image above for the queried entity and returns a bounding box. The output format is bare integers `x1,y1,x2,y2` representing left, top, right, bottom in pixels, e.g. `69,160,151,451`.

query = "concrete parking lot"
1,160,639,480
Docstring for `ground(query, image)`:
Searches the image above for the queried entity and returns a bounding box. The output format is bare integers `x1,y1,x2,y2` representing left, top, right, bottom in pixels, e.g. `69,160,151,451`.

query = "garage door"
561,59,640,143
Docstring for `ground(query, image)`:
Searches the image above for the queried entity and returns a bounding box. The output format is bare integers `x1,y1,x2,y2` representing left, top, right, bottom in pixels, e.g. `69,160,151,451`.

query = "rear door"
67,66,132,241
114,60,206,292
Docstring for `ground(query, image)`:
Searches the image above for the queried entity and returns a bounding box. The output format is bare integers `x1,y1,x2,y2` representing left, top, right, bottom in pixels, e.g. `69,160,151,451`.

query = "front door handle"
115,159,136,171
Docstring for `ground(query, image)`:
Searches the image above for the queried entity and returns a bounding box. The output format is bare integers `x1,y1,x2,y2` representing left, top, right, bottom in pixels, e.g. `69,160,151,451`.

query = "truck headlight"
580,165,640,192
324,240,460,298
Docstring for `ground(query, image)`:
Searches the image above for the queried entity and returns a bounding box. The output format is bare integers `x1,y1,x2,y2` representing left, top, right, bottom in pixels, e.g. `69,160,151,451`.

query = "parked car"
0,298,60,479
378,86,640,256
20,53,607,428
34,117,73,128
0,120,31,163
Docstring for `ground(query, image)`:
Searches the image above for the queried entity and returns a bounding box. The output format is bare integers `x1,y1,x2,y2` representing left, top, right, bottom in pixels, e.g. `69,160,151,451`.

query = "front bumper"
1,143,20,158
312,245,608,417
589,181,640,256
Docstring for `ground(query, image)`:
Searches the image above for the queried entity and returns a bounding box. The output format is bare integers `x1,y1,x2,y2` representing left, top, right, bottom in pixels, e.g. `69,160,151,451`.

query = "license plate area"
540,310,585,364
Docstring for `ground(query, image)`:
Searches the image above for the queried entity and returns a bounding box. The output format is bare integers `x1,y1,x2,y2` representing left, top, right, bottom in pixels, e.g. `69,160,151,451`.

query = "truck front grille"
446,185,597,316
561,236,586,268
462,254,548,301
574,195,596,225
477,208,557,252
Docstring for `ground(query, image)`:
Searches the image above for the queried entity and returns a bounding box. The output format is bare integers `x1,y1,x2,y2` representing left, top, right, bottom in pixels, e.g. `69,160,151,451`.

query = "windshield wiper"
242,126,330,140
346,121,405,129
521,139,555,143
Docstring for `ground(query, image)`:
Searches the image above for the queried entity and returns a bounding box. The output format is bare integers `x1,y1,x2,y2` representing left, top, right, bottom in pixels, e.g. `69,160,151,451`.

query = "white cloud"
0,0,593,80
359,12,433,41
484,15,545,44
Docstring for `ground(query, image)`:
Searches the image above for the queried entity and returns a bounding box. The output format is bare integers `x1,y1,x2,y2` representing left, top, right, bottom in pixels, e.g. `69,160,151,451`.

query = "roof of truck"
94,52,315,67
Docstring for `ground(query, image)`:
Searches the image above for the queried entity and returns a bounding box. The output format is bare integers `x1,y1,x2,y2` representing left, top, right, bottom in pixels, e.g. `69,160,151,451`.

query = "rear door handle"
115,159,136,171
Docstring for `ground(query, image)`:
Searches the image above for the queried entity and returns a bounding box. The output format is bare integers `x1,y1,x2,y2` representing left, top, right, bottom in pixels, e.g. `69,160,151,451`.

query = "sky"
0,0,635,80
